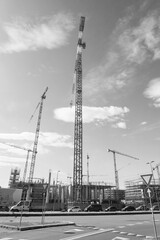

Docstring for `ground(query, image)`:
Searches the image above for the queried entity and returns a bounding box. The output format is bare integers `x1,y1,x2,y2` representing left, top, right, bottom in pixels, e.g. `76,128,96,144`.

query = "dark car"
105,206,118,212
121,205,135,211
136,205,149,211
0,206,9,211
84,204,103,212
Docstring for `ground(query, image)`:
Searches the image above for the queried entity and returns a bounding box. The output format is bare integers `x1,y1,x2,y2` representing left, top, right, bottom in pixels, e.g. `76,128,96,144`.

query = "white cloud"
117,12,160,64
84,60,133,97
112,122,127,129
0,131,73,153
39,132,73,148
0,162,20,168
0,155,25,163
0,13,75,53
54,107,75,123
54,105,129,128
143,78,160,107
140,121,147,125
0,132,35,141
0,155,25,168
85,8,160,100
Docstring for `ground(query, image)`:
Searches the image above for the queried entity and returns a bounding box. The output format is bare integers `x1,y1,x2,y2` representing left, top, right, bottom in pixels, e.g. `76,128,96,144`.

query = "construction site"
0,16,160,211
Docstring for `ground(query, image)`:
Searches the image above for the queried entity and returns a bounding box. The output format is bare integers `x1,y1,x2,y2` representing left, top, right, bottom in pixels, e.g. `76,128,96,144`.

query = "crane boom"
107,148,139,189
107,149,139,160
0,142,33,152
28,87,48,182
0,142,33,182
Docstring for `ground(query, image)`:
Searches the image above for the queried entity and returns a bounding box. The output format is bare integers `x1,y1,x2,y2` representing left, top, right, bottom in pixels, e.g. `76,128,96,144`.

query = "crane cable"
28,102,40,123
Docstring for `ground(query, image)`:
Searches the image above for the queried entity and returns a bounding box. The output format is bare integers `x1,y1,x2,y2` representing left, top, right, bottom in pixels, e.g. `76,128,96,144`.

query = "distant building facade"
125,178,160,206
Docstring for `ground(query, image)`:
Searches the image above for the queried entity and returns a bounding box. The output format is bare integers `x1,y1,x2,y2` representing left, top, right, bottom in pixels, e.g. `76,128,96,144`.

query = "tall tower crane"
72,16,86,202
0,142,33,182
107,148,139,189
28,87,48,182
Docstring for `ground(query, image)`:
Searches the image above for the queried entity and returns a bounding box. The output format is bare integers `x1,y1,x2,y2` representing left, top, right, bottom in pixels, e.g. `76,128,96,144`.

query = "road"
0,213,160,240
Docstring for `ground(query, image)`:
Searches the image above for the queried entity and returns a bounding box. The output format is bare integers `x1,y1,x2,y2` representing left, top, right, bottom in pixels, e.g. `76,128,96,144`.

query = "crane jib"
41,87,48,99
107,148,139,160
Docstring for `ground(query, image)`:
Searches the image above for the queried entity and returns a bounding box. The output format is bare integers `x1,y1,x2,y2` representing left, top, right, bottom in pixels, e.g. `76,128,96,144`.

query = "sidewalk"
0,220,75,231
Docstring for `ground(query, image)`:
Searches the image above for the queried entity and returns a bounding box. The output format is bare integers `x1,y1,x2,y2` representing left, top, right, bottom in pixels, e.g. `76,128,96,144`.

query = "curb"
0,221,75,231
0,210,160,217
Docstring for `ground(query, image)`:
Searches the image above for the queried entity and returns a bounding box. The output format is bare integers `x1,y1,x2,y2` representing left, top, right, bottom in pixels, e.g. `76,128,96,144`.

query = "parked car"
136,205,149,211
68,206,82,212
121,205,135,211
84,204,103,212
0,206,9,212
10,200,30,212
105,206,118,212
150,205,160,211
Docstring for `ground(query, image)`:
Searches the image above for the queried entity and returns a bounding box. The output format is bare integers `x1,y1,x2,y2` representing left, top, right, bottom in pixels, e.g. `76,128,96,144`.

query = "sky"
0,0,160,189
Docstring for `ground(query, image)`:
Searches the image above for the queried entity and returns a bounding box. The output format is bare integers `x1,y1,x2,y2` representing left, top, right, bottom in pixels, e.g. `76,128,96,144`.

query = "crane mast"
107,148,139,189
73,16,86,202
23,149,32,182
28,87,48,182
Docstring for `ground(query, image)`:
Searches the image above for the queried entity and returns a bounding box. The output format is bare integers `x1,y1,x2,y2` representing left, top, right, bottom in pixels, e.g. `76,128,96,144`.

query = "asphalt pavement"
0,212,160,240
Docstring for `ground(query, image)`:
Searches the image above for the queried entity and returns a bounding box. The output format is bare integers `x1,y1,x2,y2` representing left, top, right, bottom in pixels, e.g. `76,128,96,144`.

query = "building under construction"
125,178,160,207
8,167,160,210
8,167,125,210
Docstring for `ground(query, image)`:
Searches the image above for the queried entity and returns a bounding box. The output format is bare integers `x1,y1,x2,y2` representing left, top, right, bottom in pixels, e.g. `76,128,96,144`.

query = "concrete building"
125,178,160,206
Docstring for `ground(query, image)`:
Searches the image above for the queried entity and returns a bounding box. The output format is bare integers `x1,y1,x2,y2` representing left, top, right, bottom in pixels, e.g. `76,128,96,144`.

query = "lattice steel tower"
28,87,48,182
72,16,86,202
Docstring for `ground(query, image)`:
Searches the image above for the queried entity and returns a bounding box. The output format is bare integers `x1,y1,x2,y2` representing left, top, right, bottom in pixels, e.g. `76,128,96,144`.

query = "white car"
68,206,82,212
150,205,160,211
10,200,30,212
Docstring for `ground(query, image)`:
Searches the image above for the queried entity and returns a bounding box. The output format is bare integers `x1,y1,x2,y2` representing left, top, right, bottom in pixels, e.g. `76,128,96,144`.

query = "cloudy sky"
0,0,160,188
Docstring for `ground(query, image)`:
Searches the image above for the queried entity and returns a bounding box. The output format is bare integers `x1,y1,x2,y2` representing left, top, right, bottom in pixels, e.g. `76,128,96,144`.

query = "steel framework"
28,87,48,182
73,16,86,202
